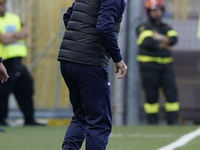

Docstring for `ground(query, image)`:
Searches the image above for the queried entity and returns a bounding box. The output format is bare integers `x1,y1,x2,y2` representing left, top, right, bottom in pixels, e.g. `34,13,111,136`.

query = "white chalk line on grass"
110,133,174,138
158,126,200,150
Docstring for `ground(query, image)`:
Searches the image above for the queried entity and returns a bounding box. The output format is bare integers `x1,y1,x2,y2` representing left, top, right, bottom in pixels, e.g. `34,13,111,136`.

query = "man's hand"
0,63,9,83
165,45,172,51
19,27,29,38
0,32,18,44
0,27,28,45
153,30,171,50
153,30,163,41
114,60,128,79
12,27,29,39
153,30,170,44
159,41,172,51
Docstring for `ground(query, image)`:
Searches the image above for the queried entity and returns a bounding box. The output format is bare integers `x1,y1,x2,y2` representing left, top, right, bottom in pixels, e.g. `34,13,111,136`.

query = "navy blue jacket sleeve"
96,0,125,63
63,3,74,29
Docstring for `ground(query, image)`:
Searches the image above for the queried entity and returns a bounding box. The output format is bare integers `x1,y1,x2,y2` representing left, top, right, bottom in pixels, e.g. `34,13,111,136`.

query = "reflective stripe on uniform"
137,55,173,64
165,102,180,112
167,30,178,37
137,30,154,45
144,103,159,114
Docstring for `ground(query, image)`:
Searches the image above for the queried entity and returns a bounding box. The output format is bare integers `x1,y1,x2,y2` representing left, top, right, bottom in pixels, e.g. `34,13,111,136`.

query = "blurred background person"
0,55,8,132
0,0,44,126
136,0,179,125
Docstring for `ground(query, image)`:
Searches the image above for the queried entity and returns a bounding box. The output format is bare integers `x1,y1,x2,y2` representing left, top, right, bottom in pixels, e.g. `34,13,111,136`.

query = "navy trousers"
139,62,178,124
0,58,34,124
60,61,112,150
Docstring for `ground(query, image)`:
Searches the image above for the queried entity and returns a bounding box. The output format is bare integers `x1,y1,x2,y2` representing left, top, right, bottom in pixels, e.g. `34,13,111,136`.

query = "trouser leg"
81,68,111,150
63,116,87,150
80,67,112,150
61,62,88,150
139,63,161,124
13,66,34,122
60,62,112,150
0,80,14,124
161,63,179,124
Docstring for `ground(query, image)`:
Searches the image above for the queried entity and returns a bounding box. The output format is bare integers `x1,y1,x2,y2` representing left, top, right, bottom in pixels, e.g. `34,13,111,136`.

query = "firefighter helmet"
145,0,165,11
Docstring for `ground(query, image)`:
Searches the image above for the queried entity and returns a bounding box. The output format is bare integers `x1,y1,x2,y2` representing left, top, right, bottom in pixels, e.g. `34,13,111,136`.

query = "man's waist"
58,49,110,67
3,57,22,67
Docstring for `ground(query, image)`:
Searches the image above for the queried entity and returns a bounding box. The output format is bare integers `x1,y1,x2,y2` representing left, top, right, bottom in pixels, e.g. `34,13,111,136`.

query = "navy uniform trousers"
0,58,34,125
60,61,112,150
139,62,178,124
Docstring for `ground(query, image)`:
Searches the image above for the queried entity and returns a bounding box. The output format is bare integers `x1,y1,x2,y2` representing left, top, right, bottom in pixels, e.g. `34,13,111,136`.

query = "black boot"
24,119,46,126
0,120,8,126
147,113,159,125
167,111,179,125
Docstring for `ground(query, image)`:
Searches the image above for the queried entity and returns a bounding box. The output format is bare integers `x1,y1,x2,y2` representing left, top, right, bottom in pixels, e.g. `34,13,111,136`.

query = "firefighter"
0,0,44,126
136,0,179,125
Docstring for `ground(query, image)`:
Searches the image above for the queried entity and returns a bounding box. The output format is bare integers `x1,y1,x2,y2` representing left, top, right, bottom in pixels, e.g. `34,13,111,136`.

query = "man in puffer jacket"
58,0,127,149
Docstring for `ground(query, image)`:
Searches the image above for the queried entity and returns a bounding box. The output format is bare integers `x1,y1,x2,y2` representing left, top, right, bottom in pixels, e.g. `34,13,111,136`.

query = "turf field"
0,125,200,150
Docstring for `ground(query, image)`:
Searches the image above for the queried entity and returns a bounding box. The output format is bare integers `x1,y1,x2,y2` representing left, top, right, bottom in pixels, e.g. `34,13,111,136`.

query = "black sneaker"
24,120,46,126
0,120,8,126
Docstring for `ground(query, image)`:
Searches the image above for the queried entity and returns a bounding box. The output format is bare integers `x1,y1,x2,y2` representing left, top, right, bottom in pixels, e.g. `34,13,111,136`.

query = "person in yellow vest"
0,0,44,126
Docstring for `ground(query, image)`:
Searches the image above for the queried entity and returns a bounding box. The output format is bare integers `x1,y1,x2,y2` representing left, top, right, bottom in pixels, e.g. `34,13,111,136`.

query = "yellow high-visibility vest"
198,13,200,39
0,13,27,60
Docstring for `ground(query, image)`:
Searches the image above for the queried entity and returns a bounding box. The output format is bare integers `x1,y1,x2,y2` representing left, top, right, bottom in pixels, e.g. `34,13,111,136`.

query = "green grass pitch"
0,125,200,150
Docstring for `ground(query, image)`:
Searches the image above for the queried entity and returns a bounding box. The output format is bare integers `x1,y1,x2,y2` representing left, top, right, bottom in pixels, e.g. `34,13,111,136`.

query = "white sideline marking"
110,133,174,138
158,127,200,150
